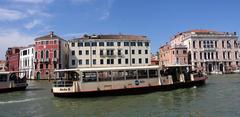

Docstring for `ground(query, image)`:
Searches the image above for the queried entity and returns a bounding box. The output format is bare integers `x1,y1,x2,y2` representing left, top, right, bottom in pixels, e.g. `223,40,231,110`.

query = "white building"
19,45,35,79
68,34,151,68
170,30,240,73
0,60,6,71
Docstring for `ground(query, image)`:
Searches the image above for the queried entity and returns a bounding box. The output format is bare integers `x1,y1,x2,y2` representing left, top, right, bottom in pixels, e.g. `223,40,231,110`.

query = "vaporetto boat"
0,71,28,93
51,65,208,97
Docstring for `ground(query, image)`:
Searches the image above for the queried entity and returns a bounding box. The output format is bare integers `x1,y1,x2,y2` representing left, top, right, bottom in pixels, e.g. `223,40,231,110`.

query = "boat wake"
0,98,41,105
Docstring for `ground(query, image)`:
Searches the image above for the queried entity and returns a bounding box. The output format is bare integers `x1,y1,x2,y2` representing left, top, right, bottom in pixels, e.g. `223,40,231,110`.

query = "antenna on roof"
50,31,54,38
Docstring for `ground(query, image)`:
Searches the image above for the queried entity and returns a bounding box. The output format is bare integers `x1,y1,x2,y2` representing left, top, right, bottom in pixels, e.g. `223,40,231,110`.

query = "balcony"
40,58,44,63
33,59,38,63
44,58,50,63
53,58,58,62
100,54,117,58
203,48,216,51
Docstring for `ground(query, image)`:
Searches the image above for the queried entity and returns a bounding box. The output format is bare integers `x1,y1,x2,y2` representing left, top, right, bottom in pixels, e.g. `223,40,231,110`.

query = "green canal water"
0,74,240,117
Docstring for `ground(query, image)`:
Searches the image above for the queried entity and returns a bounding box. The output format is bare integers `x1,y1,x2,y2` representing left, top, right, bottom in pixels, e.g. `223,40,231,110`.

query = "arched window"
46,50,49,58
41,51,44,59
54,50,57,58
35,52,37,59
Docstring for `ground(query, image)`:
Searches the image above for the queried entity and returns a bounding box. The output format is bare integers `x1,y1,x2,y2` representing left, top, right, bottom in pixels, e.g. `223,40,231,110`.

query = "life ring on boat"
135,80,140,85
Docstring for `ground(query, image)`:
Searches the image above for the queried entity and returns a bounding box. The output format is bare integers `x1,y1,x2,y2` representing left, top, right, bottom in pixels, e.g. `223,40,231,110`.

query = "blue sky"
1,0,240,59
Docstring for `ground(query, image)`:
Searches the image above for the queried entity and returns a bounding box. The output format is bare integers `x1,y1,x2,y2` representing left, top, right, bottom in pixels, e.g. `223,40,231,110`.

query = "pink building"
34,32,68,80
5,47,22,71
159,44,188,66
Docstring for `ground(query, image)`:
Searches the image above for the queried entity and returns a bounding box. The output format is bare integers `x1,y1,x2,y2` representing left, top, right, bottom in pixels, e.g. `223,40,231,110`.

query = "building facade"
5,47,21,71
68,34,151,68
170,30,240,73
0,60,6,71
159,44,188,66
34,32,68,80
19,45,35,79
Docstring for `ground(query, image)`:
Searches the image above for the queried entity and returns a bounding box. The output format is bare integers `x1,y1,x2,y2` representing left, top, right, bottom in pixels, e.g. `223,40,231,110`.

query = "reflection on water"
0,75,240,117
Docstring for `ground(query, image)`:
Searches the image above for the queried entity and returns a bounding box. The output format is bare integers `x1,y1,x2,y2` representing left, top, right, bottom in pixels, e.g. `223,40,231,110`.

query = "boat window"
138,70,148,79
98,71,111,81
149,69,158,78
112,71,125,81
0,74,8,82
82,72,97,82
126,70,137,80
53,81,73,87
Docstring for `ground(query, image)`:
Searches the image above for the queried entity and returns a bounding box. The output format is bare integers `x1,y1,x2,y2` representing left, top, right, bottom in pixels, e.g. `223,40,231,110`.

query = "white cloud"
11,0,54,4
63,32,87,39
27,9,52,17
0,29,34,59
0,8,25,21
24,20,42,29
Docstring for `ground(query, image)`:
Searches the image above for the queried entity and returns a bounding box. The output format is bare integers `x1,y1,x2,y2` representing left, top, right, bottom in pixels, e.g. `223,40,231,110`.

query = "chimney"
50,31,54,38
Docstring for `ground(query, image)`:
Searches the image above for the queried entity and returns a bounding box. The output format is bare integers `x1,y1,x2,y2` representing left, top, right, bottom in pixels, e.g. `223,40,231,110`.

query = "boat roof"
55,66,160,72
0,71,26,74
163,64,192,68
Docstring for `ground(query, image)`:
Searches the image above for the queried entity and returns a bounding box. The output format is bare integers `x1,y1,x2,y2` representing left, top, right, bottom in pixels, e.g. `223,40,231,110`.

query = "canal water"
0,74,240,117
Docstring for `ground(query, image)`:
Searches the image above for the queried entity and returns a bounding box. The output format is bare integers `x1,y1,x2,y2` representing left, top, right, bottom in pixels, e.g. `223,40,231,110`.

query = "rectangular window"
85,42,90,46
72,60,75,65
138,50,142,54
132,50,135,54
86,59,89,65
125,50,128,54
200,52,202,60
78,42,83,47
93,50,96,55
54,64,57,69
130,42,136,46
107,59,110,64
117,42,121,46
183,50,187,54
99,42,104,46
107,42,114,46
93,59,96,65
139,58,142,64
124,42,129,46
100,50,104,56
40,64,43,69
145,50,148,54
118,50,121,55
204,52,207,59
118,59,121,64
199,41,201,48
216,52,218,59
79,60,82,65
193,41,195,48
145,42,149,46
111,59,114,64
137,42,143,46
72,51,75,55
79,50,82,55
92,42,97,46
222,40,225,48
46,64,48,69
71,42,75,47
86,50,89,55
125,59,129,64
215,41,217,48
100,59,104,64
132,58,135,64
145,58,148,64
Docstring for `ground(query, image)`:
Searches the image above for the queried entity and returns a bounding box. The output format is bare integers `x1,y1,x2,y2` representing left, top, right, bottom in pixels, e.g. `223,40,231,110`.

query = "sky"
1,0,240,59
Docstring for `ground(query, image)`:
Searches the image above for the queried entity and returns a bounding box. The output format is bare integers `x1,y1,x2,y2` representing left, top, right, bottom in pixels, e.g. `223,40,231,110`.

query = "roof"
171,29,237,41
35,31,65,41
70,34,149,41
55,66,160,72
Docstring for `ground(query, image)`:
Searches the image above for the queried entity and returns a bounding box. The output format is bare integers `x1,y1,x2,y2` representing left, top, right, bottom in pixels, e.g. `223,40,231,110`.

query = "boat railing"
53,80,73,87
